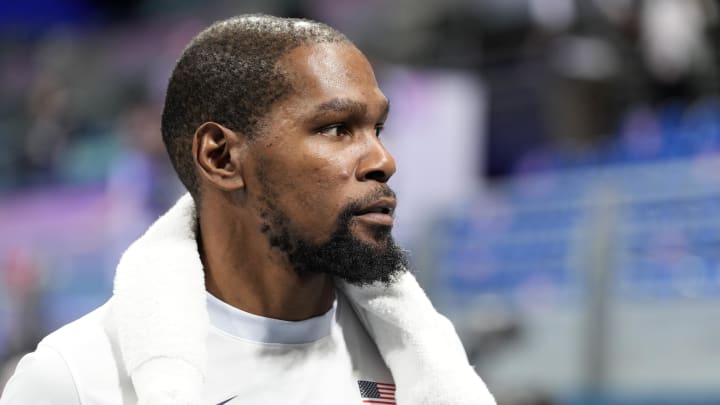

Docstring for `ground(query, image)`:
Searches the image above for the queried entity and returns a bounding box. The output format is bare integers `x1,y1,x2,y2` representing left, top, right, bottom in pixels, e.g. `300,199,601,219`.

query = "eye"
375,124,384,138
319,124,352,137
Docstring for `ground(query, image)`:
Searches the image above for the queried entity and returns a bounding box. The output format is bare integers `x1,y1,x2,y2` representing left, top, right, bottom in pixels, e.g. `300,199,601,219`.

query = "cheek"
307,156,352,184
301,160,351,206
258,143,356,213
289,157,354,226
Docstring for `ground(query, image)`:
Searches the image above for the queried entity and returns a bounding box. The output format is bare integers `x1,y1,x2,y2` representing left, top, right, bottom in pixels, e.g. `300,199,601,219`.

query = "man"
0,15,495,405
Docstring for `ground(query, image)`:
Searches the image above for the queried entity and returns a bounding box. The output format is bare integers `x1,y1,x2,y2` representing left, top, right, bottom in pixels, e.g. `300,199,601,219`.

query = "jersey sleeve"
0,346,81,405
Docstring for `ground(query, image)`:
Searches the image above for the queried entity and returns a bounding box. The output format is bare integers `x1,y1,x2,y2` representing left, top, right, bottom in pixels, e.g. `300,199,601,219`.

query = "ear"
192,122,246,191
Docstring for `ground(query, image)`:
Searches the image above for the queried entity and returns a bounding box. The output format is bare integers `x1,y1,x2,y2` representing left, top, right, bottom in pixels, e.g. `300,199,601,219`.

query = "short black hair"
161,14,349,199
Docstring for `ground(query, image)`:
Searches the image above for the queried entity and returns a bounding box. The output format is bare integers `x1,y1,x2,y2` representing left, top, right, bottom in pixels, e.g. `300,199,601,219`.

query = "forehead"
277,43,387,110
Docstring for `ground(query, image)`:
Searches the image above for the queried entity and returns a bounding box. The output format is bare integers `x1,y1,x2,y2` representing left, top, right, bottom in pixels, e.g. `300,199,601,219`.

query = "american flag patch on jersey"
357,380,396,404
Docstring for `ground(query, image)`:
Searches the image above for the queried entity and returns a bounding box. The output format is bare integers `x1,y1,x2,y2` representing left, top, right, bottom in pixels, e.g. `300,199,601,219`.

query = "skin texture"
194,43,397,321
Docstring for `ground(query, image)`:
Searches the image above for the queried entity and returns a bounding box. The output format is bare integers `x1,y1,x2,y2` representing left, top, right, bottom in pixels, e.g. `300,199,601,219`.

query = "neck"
197,198,335,321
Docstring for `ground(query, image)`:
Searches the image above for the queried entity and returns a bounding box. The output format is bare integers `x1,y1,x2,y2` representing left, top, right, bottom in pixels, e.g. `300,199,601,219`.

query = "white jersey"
0,291,394,405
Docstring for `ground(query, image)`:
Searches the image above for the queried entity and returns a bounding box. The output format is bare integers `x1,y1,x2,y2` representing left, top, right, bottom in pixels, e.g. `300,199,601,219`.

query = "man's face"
243,42,407,284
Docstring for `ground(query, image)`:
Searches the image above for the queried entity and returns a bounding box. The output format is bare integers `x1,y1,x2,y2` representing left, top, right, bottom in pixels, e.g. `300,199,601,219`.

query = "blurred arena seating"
428,157,720,403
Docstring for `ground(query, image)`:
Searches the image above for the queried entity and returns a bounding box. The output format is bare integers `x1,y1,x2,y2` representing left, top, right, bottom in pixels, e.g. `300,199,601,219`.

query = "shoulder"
1,301,128,405
0,345,79,404
41,301,114,353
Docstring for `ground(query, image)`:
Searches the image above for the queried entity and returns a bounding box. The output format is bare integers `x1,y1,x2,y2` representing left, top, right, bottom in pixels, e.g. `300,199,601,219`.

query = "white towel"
113,193,495,404
339,276,495,404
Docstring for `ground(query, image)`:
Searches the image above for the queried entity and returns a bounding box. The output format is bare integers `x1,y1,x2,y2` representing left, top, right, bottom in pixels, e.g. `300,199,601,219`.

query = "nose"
356,135,397,183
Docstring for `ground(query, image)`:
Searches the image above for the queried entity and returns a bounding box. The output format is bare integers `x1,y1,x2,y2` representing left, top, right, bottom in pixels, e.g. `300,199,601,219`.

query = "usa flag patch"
357,380,396,404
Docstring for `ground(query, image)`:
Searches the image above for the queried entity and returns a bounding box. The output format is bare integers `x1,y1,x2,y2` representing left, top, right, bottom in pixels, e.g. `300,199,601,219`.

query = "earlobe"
193,122,245,191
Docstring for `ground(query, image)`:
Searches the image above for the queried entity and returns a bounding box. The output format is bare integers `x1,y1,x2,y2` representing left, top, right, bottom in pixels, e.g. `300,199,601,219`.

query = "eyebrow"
312,97,390,121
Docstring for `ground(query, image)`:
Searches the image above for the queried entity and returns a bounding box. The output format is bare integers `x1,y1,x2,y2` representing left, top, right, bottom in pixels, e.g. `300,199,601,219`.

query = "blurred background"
1,0,719,403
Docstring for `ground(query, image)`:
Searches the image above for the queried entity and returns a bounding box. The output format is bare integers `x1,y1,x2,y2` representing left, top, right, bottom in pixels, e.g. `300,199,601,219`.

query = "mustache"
340,187,397,221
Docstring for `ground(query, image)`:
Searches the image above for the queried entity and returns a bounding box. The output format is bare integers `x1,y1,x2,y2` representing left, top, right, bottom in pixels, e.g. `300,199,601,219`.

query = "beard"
258,188,408,286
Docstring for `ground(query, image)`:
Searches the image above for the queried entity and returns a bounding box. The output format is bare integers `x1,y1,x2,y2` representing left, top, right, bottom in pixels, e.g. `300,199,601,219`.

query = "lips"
355,197,396,216
354,197,396,226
